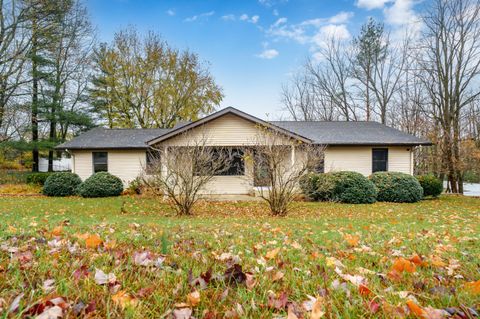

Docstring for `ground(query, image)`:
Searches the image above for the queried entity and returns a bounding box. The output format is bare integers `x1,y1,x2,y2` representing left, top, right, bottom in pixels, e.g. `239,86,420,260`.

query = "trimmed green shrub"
77,172,123,197
416,174,443,198
300,173,321,201
26,172,54,185
370,172,423,203
330,171,377,204
42,172,82,196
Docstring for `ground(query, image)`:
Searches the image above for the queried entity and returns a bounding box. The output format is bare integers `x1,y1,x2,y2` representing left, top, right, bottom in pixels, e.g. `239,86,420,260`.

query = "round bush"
300,173,337,201
370,172,423,203
43,172,82,196
77,172,123,197
330,171,377,204
416,174,443,198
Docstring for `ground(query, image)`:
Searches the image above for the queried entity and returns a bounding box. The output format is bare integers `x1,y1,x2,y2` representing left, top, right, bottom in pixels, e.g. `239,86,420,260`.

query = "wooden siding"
71,150,146,186
324,146,413,176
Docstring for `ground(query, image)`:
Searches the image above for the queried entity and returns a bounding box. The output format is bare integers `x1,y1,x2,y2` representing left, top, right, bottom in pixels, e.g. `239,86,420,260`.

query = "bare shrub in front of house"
251,126,325,216
142,133,234,215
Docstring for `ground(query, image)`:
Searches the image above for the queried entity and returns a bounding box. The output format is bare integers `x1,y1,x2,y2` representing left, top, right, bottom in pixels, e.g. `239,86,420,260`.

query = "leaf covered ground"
0,195,479,318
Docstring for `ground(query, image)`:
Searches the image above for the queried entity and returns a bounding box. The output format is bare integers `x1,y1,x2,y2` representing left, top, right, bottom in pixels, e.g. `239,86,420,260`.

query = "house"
56,107,431,195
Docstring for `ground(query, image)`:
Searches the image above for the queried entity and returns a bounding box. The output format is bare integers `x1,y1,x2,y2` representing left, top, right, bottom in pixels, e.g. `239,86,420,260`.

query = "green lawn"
0,195,479,318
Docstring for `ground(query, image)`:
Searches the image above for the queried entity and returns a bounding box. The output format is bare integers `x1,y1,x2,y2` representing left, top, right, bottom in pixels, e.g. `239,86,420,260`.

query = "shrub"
330,171,377,204
77,172,123,197
370,172,423,203
43,172,82,196
416,174,443,198
299,173,321,201
26,172,54,185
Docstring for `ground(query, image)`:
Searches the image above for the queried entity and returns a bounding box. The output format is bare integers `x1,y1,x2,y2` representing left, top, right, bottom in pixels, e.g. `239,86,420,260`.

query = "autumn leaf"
311,296,325,319
187,290,200,307
344,234,360,247
465,280,480,294
112,290,138,309
272,271,284,282
406,300,425,318
94,268,116,285
409,254,423,265
392,257,416,273
85,234,102,249
51,226,63,237
265,247,280,260
358,284,372,296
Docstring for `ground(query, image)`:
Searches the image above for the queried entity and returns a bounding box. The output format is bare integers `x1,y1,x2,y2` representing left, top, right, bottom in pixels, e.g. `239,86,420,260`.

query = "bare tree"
141,131,235,215
0,0,32,140
251,126,324,216
416,0,480,193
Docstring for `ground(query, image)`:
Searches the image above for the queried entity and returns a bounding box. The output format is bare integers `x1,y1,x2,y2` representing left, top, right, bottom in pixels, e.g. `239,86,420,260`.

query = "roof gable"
147,107,312,145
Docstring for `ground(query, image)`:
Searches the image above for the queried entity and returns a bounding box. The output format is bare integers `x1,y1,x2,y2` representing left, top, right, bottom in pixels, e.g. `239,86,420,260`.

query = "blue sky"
85,0,421,118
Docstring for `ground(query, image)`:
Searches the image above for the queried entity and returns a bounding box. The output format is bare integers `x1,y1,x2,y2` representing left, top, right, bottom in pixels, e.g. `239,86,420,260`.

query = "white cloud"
273,17,287,27
328,11,355,24
184,11,215,22
238,14,260,24
384,0,417,26
273,9,279,16
312,24,351,48
258,0,288,7
166,9,175,16
221,14,235,21
257,48,279,59
356,0,391,10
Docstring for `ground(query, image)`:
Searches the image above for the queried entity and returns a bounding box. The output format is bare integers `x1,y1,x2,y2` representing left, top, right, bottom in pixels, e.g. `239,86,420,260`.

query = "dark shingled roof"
56,108,431,150
271,121,431,145
56,127,171,150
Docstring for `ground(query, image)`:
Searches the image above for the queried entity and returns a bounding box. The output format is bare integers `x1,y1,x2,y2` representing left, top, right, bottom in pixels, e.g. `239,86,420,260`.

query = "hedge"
300,171,377,204
370,171,423,203
26,172,54,185
77,172,123,197
330,171,377,204
42,172,82,197
416,174,443,198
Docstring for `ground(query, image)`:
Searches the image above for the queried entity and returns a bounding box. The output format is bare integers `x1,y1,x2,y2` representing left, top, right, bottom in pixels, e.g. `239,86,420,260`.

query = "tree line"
281,0,480,194
0,0,223,171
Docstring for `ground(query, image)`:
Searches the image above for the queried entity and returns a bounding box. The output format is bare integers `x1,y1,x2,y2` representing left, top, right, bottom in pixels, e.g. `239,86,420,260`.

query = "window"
146,150,161,174
92,152,108,173
215,148,245,176
254,152,270,187
372,148,388,173
194,148,245,176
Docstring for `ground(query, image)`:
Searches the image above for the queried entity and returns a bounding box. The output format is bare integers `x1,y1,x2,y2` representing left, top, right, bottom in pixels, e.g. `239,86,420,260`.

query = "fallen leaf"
265,247,280,260
112,290,138,309
465,280,480,294
311,296,325,319
36,305,63,319
94,268,116,285
187,290,200,307
344,234,360,247
173,308,192,319
406,300,425,318
272,271,284,282
85,234,102,249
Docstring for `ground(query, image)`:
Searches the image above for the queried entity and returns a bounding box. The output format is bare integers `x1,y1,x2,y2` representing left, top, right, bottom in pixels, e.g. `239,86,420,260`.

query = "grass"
0,195,479,318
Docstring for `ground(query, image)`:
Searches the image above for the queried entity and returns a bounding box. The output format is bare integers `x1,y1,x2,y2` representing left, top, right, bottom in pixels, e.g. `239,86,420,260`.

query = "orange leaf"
85,234,103,249
187,290,200,307
112,290,138,309
51,226,63,236
409,254,422,265
392,258,416,273
344,234,360,247
358,284,372,296
311,297,325,319
465,280,480,294
406,300,425,317
265,247,280,260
